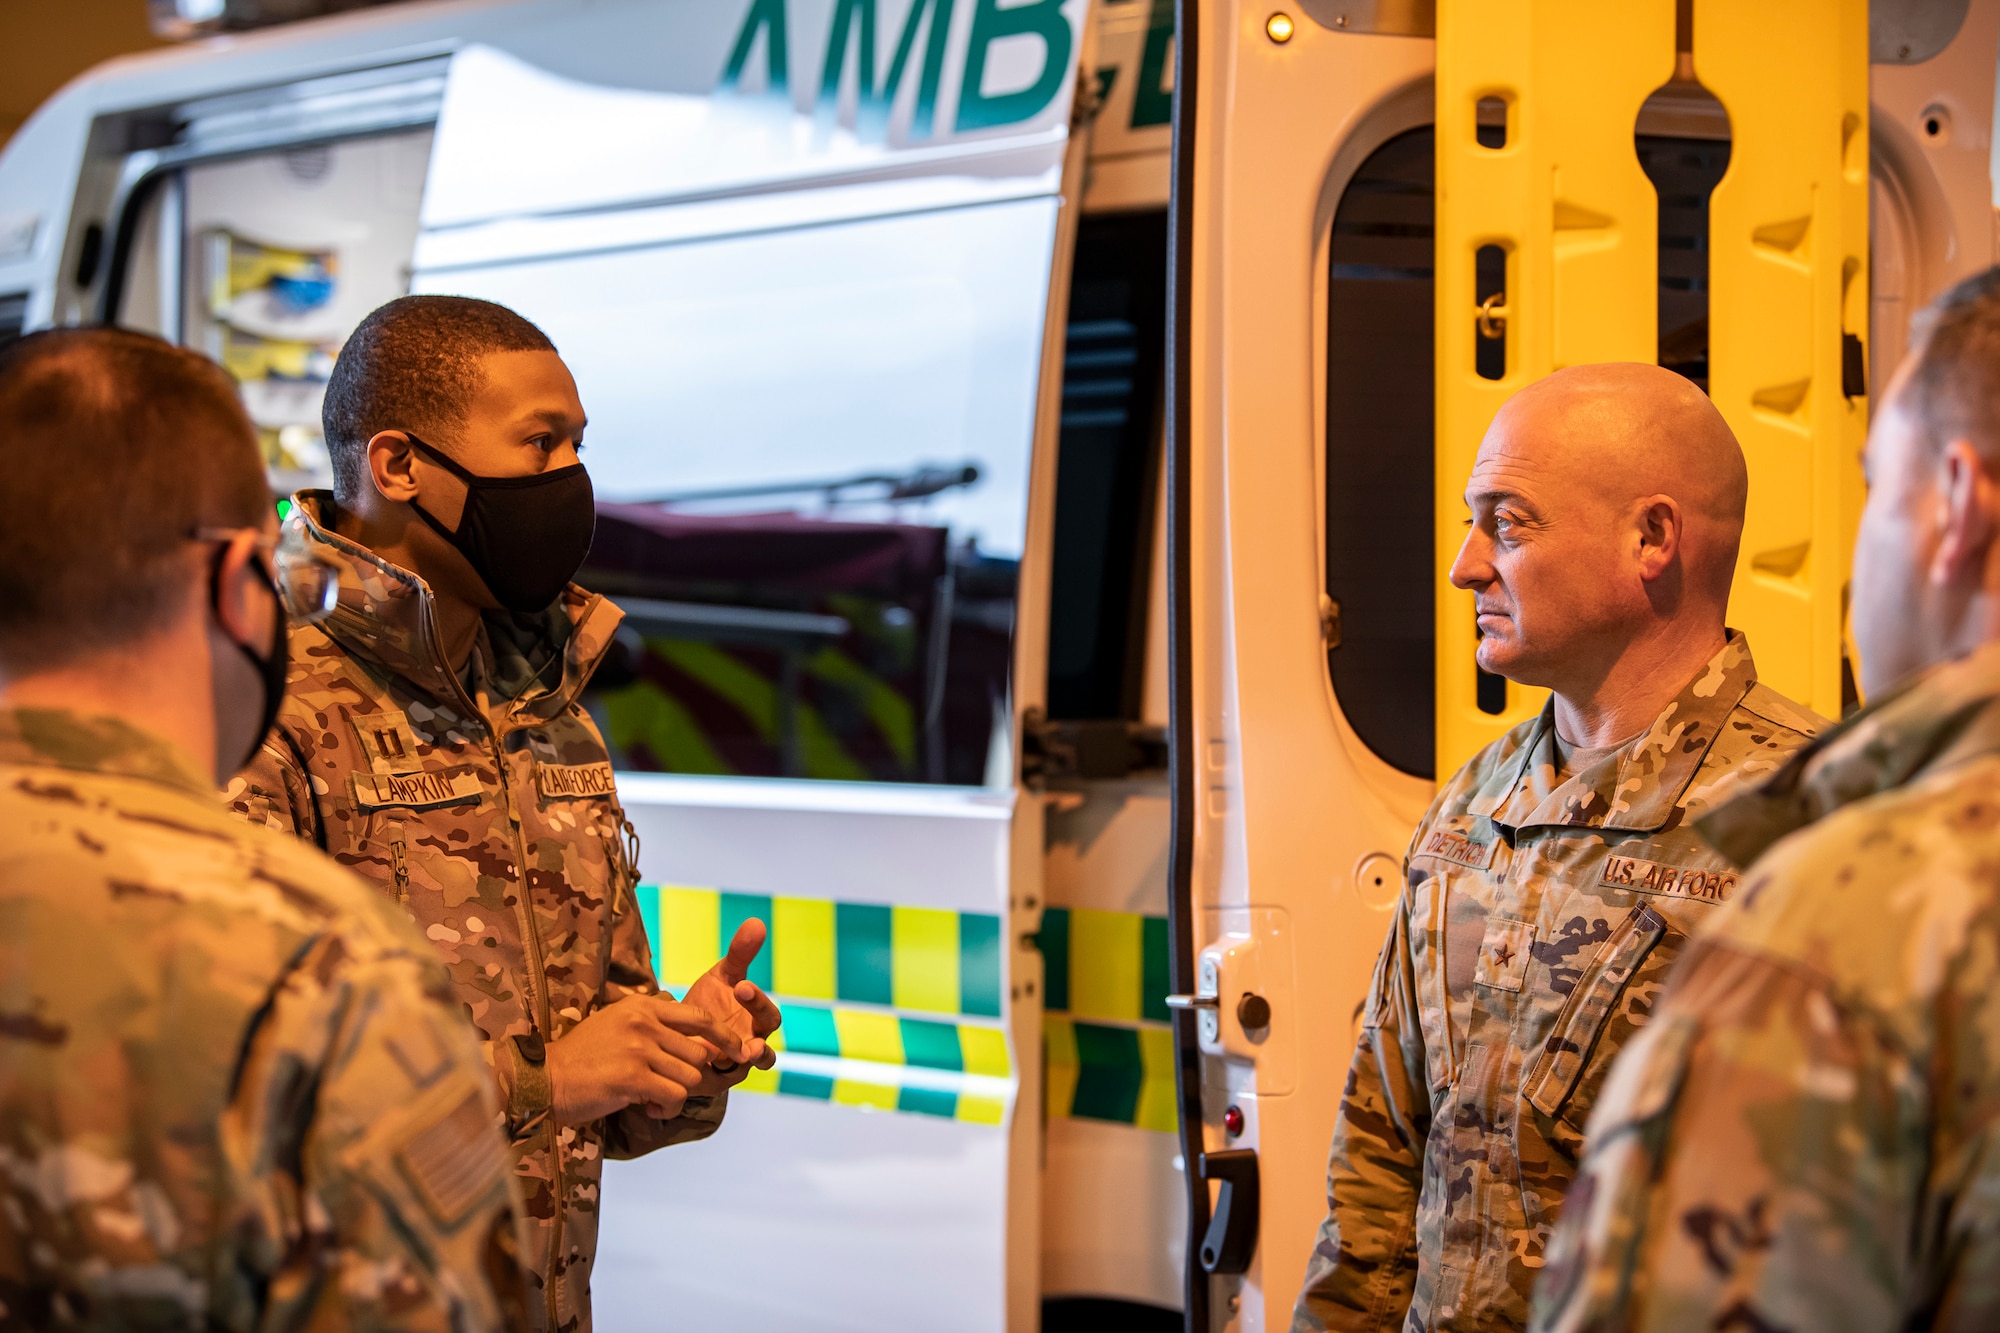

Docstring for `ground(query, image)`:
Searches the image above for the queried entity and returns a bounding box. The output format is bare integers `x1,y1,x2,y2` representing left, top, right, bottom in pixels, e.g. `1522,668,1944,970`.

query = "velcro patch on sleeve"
351,770,484,811
396,1088,508,1230
1600,855,1736,903
1413,826,1497,870
534,762,617,801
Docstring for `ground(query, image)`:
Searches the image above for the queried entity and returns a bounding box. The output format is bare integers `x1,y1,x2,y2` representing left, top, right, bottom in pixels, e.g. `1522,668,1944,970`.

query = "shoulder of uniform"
283,620,358,692
1409,713,1541,838
1439,714,1540,797
240,822,429,948
0,769,416,956
1705,752,2000,1024
1730,680,1829,741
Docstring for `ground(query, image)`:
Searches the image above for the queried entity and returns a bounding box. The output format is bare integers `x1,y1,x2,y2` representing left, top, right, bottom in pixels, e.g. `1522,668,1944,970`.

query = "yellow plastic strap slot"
1696,0,1868,716
1434,0,1677,775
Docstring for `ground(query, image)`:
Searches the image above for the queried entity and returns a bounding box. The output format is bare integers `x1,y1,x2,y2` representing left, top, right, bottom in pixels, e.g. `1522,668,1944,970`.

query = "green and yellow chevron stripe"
1036,907,1177,1132
634,889,1179,1129
636,885,1011,1124
641,885,1002,1016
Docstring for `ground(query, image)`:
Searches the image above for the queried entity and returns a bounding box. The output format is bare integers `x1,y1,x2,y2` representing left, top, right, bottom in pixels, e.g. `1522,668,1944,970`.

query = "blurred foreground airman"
1531,272,2000,1333
0,327,527,1329
1294,364,1823,1332
227,296,779,1333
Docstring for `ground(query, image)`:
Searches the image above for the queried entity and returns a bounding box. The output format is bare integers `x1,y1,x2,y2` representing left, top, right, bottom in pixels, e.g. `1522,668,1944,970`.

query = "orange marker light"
1266,12,1295,42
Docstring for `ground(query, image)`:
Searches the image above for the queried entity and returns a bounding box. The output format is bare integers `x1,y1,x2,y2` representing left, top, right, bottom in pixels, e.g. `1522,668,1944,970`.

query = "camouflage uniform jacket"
0,706,527,1330
1294,633,1822,1333
230,494,723,1333
1531,638,2000,1333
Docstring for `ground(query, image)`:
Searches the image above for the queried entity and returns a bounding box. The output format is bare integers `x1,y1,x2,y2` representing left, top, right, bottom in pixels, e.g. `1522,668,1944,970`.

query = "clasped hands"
547,919,783,1125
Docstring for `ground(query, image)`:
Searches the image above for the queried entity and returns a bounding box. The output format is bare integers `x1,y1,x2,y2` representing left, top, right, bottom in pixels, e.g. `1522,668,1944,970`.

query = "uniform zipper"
491,736,567,1330
421,601,566,1329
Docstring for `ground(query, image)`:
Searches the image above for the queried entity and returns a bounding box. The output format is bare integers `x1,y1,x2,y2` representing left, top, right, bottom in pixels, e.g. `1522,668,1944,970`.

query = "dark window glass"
1325,127,1436,779
0,293,25,350
1047,211,1167,721
580,500,1013,787
1637,134,1730,390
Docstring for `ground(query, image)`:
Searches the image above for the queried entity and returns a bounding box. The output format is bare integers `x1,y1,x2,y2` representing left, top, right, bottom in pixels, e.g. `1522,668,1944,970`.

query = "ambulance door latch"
1197,1148,1260,1275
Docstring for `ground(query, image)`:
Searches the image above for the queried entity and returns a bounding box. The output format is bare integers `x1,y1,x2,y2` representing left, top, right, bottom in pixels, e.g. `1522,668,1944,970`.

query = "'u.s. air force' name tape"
1600,854,1737,902
535,762,617,800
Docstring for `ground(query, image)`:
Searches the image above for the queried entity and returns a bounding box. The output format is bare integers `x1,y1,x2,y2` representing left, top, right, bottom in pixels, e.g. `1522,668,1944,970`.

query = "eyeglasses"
191,524,341,624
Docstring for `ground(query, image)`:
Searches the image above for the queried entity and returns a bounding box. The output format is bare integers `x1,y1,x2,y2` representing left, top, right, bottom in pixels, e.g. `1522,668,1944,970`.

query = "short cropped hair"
1904,267,2000,461
0,327,269,673
322,295,556,501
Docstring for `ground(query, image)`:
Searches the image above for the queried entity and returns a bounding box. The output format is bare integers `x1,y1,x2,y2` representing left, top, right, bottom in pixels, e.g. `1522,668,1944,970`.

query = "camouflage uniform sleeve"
1529,944,1962,1333
223,929,532,1332
224,734,318,841
1294,899,1431,1332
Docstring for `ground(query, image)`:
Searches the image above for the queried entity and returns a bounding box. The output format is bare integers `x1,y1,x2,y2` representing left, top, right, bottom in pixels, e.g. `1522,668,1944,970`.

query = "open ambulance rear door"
1167,0,1880,1327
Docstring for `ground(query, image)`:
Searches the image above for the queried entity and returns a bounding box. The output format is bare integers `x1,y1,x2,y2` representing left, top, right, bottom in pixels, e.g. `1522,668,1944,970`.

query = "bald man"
1531,273,2000,1333
1292,363,1824,1333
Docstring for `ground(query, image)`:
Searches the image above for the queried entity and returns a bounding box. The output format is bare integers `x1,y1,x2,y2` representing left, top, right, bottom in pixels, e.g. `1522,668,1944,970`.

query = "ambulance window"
111,131,435,493
1324,127,1436,779
1047,211,1167,721
0,292,24,349
453,201,1057,788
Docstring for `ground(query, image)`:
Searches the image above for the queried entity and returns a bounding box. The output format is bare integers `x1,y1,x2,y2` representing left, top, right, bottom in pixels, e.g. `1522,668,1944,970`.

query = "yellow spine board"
1434,0,1679,776
1696,0,1869,717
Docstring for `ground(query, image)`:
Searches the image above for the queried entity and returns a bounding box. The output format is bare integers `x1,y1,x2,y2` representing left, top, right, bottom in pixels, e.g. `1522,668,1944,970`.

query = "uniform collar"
0,707,210,796
1468,630,1761,834
1699,637,2000,869
291,491,624,725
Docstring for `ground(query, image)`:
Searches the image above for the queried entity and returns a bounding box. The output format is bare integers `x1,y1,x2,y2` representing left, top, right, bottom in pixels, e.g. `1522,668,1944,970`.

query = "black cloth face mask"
404,433,596,613
210,546,289,774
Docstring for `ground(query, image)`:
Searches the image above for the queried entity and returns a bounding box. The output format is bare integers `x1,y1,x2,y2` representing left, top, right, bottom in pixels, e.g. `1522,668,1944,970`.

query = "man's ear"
366,430,421,504
209,529,269,647
1634,495,1684,582
1928,438,1997,587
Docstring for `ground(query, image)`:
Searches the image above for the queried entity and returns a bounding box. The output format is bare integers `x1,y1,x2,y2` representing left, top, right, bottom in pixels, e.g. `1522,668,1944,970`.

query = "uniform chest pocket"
1522,903,1674,1131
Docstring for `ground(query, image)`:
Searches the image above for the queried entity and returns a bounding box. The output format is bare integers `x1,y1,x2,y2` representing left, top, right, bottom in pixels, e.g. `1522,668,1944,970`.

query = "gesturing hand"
544,995,746,1126
681,918,784,1084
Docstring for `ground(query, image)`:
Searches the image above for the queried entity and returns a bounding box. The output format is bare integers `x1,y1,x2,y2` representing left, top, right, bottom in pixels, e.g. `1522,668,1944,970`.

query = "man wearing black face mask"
0,326,531,1329
228,296,780,1333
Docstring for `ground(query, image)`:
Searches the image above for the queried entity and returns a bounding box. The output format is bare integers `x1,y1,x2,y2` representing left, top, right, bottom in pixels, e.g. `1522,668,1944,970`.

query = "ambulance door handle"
1197,1148,1260,1275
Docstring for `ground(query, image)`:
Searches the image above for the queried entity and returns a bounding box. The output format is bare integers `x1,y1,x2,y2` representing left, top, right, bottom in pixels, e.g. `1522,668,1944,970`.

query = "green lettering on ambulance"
957,0,1074,133
818,0,878,115
1131,0,1174,128
883,0,957,139
722,0,791,94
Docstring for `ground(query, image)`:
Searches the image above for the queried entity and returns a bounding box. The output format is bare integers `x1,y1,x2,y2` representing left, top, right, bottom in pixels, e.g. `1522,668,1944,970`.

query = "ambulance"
0,0,1992,1329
